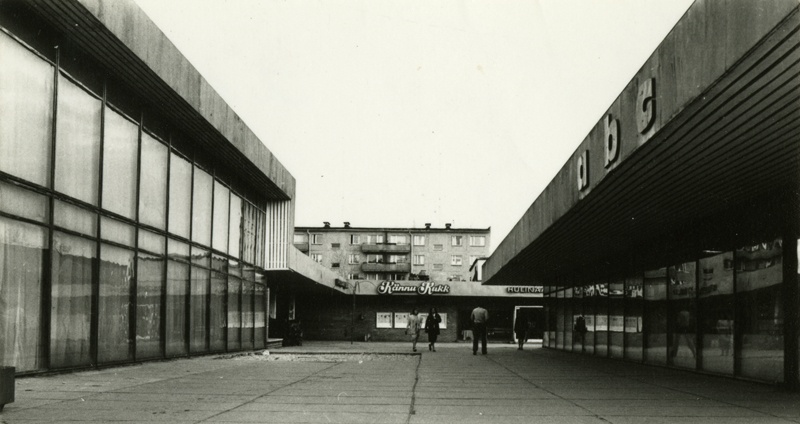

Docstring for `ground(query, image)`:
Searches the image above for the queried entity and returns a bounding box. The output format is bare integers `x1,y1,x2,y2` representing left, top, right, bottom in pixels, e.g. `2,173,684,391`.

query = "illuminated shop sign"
577,77,656,191
506,286,544,294
376,281,451,295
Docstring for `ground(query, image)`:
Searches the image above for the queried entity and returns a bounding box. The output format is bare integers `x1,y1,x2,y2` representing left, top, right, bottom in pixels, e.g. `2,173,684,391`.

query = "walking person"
514,313,529,350
471,305,489,355
406,308,422,352
574,314,588,352
425,307,442,352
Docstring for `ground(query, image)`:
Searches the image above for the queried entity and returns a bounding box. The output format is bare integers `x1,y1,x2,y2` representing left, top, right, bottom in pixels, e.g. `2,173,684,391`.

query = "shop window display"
593,282,609,357
698,251,734,375
644,268,668,365
668,261,697,369
582,284,595,354
609,279,625,358
737,238,783,382
624,275,644,361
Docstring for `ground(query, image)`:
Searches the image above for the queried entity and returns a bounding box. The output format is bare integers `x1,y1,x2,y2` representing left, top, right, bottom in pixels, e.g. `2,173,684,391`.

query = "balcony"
361,262,412,273
361,243,411,254
294,243,309,253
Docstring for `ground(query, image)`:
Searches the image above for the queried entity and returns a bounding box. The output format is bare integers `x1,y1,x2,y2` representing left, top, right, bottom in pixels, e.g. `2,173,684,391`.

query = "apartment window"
451,235,463,246
434,244,443,251
331,243,340,248
293,234,308,243
389,234,408,245
387,273,406,281
350,234,360,245
413,255,425,265
347,273,362,280
449,274,464,282
311,253,322,263
469,235,486,246
348,254,360,264
367,254,383,263
311,234,322,244
388,255,407,264
451,255,463,266
433,264,443,271
413,235,426,246
331,262,340,268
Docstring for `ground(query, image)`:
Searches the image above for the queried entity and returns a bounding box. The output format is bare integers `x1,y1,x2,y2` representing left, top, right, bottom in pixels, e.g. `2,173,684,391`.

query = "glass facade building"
0,1,295,373
482,0,800,389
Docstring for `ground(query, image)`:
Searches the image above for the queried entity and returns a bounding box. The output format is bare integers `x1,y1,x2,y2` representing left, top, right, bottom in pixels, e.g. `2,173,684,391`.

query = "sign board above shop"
356,280,542,297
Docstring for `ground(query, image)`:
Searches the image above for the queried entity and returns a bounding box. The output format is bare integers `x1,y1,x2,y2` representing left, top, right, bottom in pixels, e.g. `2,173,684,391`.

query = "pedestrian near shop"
514,314,529,350
425,307,442,352
406,308,422,352
471,305,489,355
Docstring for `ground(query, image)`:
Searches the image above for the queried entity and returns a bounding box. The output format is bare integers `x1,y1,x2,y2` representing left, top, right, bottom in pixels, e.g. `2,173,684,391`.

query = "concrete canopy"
483,0,800,287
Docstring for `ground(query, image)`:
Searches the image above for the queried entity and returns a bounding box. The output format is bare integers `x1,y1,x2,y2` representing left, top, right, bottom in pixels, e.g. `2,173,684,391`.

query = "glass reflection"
624,275,644,361
242,280,254,350
593,282,608,357
0,218,46,371
254,282,266,349
668,261,697,369
55,75,101,205
139,134,168,229
50,232,94,368
102,109,138,219
564,288,573,353
582,284,595,354
644,268,667,365
101,217,135,247
737,238,783,382
54,200,97,236
191,167,213,246
136,252,163,360
572,286,584,352
698,251,734,375
212,181,229,253
98,244,134,363
168,153,192,239
166,261,189,357
0,32,54,187
228,194,242,259
0,181,48,223
210,271,227,352
555,289,564,349
609,279,624,358
190,267,209,353
228,276,242,350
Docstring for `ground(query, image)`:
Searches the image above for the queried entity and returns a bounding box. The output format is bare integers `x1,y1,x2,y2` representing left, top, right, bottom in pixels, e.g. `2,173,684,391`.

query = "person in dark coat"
425,307,442,352
514,314,529,350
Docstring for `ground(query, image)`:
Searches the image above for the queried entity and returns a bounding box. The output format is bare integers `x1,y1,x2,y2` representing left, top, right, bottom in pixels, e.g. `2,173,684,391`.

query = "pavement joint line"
405,354,422,423
194,360,342,424
549,351,791,421
485,354,614,423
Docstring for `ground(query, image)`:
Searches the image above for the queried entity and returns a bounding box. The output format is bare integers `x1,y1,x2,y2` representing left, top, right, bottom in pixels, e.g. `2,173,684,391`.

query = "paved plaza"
0,342,798,423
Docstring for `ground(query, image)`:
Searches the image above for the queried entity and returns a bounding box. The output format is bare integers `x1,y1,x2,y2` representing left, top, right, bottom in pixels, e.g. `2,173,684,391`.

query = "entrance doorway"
514,306,544,342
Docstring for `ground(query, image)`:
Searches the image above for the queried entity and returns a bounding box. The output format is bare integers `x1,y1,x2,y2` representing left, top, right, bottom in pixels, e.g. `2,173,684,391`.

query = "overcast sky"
134,0,694,253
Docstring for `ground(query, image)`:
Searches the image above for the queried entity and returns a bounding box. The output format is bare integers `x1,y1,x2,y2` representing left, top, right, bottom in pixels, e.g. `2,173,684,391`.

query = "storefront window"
136,252,163,360
98,244,134,363
0,181,48,223
555,289,565,349
102,109,138,219
698,251,734,375
229,193,242,259
192,167,213,246
594,282,608,357
564,288,573,352
624,275,644,361
0,32,54,187
212,182,230,254
242,279,255,350
166,261,188,357
50,232,94,368
582,284,595,354
572,286,584,352
668,261,697,369
190,267,208,353
210,270,227,352
101,217,134,247
609,279,624,358
54,200,97,236
737,238,783,382
168,153,192,239
55,75,101,205
227,276,242,350
254,273,266,349
0,218,46,371
644,267,667,365
139,133,168,229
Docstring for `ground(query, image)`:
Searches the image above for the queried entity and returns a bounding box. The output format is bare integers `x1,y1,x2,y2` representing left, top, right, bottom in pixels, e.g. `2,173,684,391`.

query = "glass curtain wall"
609,279,624,359
572,286,584,352
698,251,734,375
0,28,272,372
668,261,697,369
624,275,644,361
737,238,783,383
644,268,668,365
